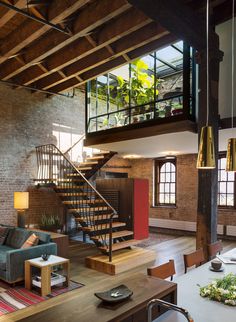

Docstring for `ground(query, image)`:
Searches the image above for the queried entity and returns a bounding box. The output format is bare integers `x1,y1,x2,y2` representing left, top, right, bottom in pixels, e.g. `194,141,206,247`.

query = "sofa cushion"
0,245,15,270
0,227,9,245
21,233,39,249
30,230,51,244
5,228,31,249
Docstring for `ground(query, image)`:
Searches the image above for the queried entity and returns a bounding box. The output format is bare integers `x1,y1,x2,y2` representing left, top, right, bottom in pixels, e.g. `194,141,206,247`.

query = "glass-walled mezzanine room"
86,41,196,133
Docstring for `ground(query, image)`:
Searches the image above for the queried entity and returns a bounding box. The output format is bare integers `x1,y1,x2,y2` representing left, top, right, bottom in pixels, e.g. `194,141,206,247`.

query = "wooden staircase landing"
85,247,156,275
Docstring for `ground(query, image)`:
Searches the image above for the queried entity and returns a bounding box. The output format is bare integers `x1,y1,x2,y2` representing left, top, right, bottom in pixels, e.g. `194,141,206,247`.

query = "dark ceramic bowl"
41,254,50,261
211,259,222,271
95,284,133,304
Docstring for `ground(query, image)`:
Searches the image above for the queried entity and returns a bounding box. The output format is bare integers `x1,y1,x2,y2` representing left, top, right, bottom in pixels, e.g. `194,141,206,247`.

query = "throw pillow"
21,233,39,249
0,227,9,245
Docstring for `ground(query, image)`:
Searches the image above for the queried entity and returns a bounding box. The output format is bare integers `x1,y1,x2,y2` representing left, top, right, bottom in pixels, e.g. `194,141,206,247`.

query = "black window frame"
218,152,236,209
154,157,176,207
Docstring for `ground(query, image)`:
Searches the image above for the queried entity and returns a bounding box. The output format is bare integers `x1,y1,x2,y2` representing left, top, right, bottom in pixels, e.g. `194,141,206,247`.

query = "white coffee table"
25,255,70,296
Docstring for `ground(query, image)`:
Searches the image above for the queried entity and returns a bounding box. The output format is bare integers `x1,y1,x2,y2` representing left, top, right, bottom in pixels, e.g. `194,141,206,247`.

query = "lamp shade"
226,138,236,171
14,192,29,210
197,126,216,169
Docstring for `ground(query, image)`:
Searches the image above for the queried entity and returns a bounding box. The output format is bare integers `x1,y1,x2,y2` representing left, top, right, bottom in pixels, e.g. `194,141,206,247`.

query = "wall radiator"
149,218,229,235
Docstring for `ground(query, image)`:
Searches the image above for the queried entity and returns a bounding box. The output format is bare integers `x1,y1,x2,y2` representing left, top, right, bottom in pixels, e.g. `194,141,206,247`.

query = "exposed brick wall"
0,83,85,226
105,154,236,226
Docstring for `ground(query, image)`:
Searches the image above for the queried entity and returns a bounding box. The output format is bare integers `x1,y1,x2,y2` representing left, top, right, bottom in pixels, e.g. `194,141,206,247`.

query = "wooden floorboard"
0,234,235,321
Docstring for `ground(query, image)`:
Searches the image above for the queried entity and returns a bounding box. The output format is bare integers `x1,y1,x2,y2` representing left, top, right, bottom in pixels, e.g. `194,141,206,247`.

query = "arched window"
155,159,176,206
218,155,235,207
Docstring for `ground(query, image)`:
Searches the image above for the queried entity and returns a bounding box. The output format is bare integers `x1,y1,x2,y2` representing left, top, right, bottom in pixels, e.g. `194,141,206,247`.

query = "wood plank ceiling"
0,0,232,95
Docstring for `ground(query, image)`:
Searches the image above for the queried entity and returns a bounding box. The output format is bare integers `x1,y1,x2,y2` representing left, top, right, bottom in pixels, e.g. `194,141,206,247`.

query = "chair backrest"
183,249,204,273
207,240,223,258
147,260,176,281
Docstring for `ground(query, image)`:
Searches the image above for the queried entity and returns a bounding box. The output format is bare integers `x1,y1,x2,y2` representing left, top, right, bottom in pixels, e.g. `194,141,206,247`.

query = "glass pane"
159,194,164,203
220,170,226,182
130,57,155,106
159,183,164,192
221,158,226,169
170,194,175,204
172,172,176,182
166,173,170,182
219,182,226,193
228,172,235,181
220,194,226,205
164,194,169,204
227,182,234,193
160,173,165,182
165,184,169,193
165,162,171,172
171,163,175,171
170,183,175,193
160,164,166,173
227,194,234,206
110,65,130,110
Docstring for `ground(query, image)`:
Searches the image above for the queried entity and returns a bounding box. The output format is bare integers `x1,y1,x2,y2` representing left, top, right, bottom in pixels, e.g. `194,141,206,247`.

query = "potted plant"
40,214,63,233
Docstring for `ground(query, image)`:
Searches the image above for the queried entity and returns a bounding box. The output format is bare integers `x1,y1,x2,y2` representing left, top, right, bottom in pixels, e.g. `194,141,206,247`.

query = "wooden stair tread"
55,185,85,190
75,214,118,222
58,192,88,196
77,166,93,171
91,230,134,241
99,239,138,252
79,161,98,165
65,173,82,177
81,222,126,232
63,199,103,205
86,156,105,160
68,206,109,213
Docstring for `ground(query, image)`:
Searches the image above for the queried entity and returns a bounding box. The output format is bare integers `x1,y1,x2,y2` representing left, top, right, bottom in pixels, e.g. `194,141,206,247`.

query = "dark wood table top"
13,272,176,322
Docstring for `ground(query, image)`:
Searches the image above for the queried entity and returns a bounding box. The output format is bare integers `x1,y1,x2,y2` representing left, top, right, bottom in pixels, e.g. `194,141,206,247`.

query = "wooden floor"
1,234,236,321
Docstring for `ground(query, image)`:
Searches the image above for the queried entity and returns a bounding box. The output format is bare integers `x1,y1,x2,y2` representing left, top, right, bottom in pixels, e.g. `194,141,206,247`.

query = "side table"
25,255,70,296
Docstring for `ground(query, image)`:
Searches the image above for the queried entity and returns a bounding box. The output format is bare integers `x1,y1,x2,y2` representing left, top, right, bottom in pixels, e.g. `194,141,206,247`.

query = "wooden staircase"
36,144,138,262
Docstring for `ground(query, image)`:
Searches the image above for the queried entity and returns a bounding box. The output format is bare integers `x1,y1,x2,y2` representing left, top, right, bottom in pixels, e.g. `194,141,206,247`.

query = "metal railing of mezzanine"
35,144,117,262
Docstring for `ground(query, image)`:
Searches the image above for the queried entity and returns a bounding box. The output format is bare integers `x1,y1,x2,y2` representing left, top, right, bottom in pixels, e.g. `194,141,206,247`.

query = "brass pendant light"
197,0,216,169
226,0,236,171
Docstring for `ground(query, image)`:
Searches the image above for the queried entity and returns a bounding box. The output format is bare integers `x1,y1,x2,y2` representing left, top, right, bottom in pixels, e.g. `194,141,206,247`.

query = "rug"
136,232,178,248
0,280,84,316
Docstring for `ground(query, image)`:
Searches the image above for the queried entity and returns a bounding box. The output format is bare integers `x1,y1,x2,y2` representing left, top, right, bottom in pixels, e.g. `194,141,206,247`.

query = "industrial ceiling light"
196,0,216,169
226,0,236,171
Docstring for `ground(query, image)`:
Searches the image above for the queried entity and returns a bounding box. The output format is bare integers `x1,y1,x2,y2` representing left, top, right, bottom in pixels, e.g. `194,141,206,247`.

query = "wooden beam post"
196,33,223,260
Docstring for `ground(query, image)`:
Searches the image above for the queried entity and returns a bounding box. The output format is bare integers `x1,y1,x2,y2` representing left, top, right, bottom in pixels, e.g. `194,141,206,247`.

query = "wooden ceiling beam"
0,0,131,80
11,7,151,85
0,0,90,65
213,0,236,25
0,0,25,28
49,33,176,94
127,0,220,51
32,23,168,90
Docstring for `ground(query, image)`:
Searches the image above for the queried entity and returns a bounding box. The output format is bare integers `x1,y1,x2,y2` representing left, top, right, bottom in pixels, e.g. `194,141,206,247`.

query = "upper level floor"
85,40,197,145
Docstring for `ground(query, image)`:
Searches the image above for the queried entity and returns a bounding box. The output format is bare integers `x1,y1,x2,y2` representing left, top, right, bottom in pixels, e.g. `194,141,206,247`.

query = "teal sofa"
0,227,57,284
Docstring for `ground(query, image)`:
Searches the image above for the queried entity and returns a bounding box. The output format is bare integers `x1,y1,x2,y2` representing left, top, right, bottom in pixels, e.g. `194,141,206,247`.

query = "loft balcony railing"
87,93,194,134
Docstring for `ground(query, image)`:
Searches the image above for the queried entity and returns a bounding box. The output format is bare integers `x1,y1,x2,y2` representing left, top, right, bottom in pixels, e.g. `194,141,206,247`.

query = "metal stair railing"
147,299,194,322
36,143,117,262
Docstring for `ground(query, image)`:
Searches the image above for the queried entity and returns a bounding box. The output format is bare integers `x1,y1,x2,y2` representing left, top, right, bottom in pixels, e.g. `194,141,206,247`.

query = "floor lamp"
14,192,29,228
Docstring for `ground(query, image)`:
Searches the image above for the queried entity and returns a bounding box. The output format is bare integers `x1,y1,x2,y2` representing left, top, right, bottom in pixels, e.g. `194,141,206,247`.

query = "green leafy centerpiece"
200,273,236,306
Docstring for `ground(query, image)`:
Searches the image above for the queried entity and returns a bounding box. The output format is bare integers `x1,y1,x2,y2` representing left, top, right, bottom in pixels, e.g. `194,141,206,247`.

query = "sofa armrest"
5,242,57,282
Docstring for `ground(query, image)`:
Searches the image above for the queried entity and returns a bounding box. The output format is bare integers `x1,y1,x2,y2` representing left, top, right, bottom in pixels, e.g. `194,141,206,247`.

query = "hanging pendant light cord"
206,0,209,126
232,0,235,130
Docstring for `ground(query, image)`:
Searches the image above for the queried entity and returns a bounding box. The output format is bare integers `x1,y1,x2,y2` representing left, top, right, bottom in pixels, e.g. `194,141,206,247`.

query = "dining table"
172,248,236,322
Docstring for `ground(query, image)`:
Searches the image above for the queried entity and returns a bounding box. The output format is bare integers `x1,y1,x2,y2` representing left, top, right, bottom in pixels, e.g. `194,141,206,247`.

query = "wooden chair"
207,240,223,258
183,249,204,274
147,260,176,281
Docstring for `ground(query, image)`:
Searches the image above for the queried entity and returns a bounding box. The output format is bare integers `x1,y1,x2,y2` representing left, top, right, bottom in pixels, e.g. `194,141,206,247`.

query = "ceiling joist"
0,0,231,95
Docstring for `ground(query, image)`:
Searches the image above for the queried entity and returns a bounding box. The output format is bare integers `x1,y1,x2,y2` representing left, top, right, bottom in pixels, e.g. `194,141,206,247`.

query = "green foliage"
90,58,161,112
199,273,236,306
41,214,61,227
